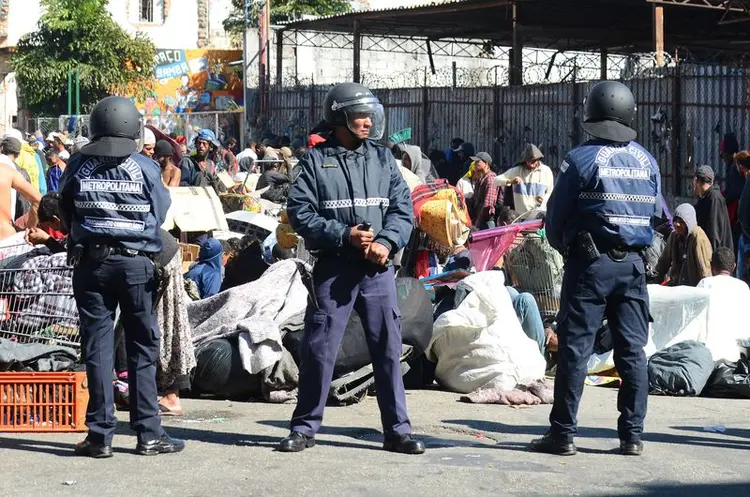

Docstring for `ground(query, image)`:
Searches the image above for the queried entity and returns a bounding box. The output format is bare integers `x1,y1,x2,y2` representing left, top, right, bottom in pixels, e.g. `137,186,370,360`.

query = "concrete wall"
0,0,233,51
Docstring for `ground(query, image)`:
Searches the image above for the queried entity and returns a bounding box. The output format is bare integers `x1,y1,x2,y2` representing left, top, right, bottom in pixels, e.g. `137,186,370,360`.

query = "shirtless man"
0,137,41,239
154,140,181,187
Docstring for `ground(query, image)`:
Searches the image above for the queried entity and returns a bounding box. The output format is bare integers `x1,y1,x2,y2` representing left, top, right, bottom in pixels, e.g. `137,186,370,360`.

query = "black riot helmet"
323,82,385,141
582,81,637,143
80,96,142,157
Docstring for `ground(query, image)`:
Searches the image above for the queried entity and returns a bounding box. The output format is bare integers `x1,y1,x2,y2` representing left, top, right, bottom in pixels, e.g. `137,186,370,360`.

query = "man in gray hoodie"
654,203,713,286
400,145,437,185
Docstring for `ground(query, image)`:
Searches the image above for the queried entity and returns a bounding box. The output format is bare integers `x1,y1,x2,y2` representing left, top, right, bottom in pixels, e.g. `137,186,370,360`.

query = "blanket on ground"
188,260,310,375
459,379,554,405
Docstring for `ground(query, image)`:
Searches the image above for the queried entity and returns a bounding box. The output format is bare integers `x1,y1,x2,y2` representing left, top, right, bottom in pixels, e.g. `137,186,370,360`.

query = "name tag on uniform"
321,159,338,169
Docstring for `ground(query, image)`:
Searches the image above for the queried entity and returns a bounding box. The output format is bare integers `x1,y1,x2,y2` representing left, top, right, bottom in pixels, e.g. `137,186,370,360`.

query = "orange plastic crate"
0,372,88,432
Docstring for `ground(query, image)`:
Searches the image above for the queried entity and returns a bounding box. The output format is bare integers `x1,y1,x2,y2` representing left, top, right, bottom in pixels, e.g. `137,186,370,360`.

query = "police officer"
59,96,184,458
279,82,425,455
535,81,660,457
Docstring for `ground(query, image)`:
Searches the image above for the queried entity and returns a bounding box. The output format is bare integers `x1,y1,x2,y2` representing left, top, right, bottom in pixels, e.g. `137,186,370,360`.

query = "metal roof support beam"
653,4,666,67
353,20,361,84
509,1,523,85
275,29,284,86
647,0,747,12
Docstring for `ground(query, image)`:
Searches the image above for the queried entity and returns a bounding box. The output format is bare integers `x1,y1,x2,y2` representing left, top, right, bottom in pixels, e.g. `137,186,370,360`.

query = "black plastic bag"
191,338,261,399
702,359,750,399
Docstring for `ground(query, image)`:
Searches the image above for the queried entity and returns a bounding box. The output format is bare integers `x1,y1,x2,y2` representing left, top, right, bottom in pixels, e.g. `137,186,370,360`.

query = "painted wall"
1,0,42,49
139,48,243,116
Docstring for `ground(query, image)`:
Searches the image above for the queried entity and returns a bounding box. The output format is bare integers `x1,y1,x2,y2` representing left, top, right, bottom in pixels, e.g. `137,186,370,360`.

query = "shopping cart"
0,244,79,349
468,219,563,320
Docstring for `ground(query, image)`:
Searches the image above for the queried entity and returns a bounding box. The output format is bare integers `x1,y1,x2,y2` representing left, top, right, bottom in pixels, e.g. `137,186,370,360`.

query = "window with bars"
140,0,154,23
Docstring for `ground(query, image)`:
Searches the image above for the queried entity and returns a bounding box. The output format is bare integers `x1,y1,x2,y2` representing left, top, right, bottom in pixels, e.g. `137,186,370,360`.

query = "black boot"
383,434,426,455
136,434,185,456
530,432,577,456
74,437,113,459
619,440,644,456
278,432,315,453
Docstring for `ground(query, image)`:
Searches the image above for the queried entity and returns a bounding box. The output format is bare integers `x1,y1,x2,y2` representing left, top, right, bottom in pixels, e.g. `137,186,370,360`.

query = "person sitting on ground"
256,160,290,191
26,192,65,248
693,165,733,252
496,206,518,227
184,237,224,299
46,148,67,192
655,203,713,287
154,140,181,187
220,235,268,291
698,247,750,291
493,143,554,215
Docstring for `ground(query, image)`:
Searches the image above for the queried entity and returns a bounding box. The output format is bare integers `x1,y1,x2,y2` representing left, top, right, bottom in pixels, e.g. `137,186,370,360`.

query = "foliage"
223,0,351,35
12,0,156,115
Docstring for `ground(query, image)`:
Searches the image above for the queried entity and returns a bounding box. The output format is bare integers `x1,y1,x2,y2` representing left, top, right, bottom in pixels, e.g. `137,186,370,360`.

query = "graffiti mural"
137,49,244,116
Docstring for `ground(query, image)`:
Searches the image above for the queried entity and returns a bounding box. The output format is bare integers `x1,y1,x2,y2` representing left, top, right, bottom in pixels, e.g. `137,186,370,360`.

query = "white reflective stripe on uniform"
605,215,650,226
579,192,656,204
83,217,146,232
320,197,390,210
74,200,151,212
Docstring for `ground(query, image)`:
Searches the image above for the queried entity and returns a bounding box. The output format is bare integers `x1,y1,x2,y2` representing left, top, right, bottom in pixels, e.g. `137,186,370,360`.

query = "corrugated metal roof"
279,0,749,58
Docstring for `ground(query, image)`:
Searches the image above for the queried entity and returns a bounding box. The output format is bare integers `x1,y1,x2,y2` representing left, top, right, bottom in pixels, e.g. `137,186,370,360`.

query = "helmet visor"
337,98,385,141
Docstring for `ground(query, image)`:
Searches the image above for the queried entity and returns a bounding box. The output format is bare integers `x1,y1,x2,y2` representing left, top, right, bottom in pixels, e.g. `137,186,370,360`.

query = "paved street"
1,387,749,497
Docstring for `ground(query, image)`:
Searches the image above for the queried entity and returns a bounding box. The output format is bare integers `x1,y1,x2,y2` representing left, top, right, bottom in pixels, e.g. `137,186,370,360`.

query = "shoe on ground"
278,431,315,453
136,434,185,456
530,432,577,456
383,433,426,455
619,440,643,456
74,437,113,459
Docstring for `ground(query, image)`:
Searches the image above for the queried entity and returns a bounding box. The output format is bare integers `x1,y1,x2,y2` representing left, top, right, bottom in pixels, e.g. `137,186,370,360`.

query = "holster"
67,244,85,267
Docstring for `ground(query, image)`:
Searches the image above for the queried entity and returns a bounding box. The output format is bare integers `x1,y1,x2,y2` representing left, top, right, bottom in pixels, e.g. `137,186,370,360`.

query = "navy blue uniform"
545,140,660,444
60,152,171,446
287,137,414,437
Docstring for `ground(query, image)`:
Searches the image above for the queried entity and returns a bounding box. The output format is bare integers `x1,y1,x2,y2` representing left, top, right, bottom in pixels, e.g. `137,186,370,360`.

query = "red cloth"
728,200,739,227
44,227,65,239
308,134,326,148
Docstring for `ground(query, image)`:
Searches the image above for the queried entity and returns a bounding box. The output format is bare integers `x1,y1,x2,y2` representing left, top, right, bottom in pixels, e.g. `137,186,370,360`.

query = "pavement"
1,387,749,497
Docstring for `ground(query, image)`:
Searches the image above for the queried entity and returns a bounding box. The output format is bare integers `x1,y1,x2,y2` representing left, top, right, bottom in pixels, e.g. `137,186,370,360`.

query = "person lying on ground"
654,203,712,287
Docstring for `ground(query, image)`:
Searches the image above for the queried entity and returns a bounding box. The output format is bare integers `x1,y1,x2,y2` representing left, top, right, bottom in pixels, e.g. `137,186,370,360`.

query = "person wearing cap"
468,151,501,230
178,128,219,187
493,143,554,215
0,136,41,238
5,129,45,194
654,203,712,287
59,95,183,459
536,81,660,458
46,147,67,192
693,165,733,253
154,140,181,187
71,136,90,155
140,128,156,159
53,133,70,161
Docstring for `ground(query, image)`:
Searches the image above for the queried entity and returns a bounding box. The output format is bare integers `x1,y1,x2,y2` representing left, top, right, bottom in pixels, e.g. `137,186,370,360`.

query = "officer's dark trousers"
550,252,649,444
290,257,412,437
73,254,164,445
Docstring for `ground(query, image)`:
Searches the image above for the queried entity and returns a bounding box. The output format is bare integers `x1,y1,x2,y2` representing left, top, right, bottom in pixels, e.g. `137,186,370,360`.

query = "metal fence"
251,64,750,197
24,111,244,147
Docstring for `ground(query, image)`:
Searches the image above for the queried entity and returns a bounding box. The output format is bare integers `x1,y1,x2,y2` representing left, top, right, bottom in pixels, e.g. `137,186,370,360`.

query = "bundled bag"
702,358,750,399
648,340,714,396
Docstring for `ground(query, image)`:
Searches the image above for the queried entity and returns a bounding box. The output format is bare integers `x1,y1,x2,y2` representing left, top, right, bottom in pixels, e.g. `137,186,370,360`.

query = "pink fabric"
467,220,544,272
